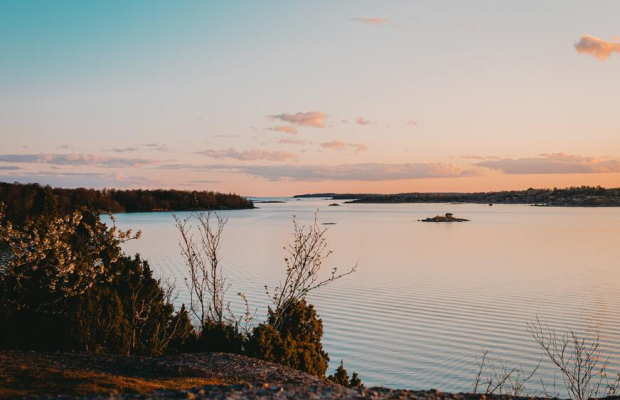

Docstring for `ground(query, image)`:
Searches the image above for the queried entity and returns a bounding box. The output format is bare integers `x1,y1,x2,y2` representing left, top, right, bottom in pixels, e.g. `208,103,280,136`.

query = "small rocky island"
421,213,469,223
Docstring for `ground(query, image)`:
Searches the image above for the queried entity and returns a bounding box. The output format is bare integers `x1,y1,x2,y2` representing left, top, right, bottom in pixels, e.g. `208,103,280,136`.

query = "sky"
1,0,620,196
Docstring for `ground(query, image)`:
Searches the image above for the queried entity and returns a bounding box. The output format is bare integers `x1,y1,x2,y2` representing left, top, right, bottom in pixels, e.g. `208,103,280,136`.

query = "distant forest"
0,182,254,224
297,186,620,207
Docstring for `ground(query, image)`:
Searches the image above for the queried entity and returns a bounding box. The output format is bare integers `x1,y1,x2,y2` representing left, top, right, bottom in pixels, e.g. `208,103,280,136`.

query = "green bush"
328,360,363,388
247,299,329,377
0,207,194,355
191,320,244,354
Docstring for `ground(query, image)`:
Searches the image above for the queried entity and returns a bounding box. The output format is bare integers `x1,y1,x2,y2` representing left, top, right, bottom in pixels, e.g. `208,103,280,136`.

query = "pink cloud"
407,120,418,127
270,111,327,128
351,18,389,26
574,34,620,61
476,152,620,174
356,116,372,126
320,141,368,153
268,125,299,135
0,153,159,168
217,162,477,181
197,148,299,162
278,139,312,146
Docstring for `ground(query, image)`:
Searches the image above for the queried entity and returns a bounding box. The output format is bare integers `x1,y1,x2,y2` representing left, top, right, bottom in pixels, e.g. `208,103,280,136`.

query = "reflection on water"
107,199,620,393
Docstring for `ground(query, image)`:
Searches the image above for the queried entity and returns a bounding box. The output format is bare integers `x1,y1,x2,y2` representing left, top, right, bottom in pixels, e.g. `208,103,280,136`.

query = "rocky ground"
2,351,619,400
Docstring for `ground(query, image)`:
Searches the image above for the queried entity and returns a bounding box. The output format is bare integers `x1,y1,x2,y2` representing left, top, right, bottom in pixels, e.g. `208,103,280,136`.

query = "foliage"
246,214,356,377
0,203,194,355
328,360,363,388
328,360,349,386
346,185,620,207
248,299,329,377
350,372,363,389
0,182,254,225
191,320,244,354
174,211,252,354
266,214,356,330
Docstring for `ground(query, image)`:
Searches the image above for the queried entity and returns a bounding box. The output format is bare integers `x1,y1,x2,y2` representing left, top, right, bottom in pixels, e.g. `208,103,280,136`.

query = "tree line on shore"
0,190,361,388
0,182,254,224
298,186,620,207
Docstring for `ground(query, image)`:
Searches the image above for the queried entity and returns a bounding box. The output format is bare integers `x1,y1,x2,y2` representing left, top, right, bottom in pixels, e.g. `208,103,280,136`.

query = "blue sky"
2,1,620,195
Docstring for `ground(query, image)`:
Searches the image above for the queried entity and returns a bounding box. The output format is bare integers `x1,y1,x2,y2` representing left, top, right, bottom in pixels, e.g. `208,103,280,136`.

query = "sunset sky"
2,1,620,196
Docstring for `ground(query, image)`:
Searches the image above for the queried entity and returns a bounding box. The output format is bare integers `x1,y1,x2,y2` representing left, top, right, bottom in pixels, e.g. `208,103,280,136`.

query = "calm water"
109,199,620,394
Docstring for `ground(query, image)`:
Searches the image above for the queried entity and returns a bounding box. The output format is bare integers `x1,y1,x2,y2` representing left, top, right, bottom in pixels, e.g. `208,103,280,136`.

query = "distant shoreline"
294,187,620,207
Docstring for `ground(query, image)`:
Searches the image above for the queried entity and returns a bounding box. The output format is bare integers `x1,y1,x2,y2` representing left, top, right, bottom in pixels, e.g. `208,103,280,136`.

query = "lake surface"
108,199,620,395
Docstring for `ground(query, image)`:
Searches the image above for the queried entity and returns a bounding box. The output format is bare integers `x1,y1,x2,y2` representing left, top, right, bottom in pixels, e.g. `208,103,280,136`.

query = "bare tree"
528,317,610,400
266,213,356,330
473,350,539,396
175,211,229,327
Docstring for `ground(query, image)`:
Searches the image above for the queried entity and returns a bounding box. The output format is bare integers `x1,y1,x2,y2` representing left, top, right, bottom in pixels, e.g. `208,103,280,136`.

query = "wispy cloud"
153,144,170,152
574,34,620,61
278,139,312,146
475,153,620,174
197,148,299,162
214,135,242,139
57,144,74,150
407,120,418,127
0,166,20,170
0,171,160,188
320,141,368,153
0,153,159,168
461,155,501,161
270,111,327,128
351,18,389,26
356,116,373,126
268,125,299,135
109,147,139,153
199,162,478,182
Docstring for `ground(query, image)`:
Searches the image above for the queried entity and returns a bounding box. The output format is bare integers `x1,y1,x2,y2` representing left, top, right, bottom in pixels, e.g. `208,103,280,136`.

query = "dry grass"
0,365,227,399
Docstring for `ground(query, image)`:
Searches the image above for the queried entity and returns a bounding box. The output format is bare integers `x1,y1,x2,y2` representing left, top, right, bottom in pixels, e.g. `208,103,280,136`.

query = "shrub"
0,205,194,355
191,320,244,354
328,360,349,386
248,299,329,377
328,360,364,388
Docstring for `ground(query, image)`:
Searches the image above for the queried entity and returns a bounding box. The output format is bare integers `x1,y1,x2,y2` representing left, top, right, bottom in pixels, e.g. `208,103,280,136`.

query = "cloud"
0,153,159,168
268,125,298,135
356,116,373,126
57,144,74,150
0,166,20,170
0,171,159,188
209,162,477,182
197,148,299,162
407,120,418,127
190,180,220,184
278,139,312,146
214,135,242,139
109,147,139,153
320,141,368,153
270,111,327,128
153,144,170,152
461,155,486,161
574,34,620,61
461,155,500,161
351,18,389,26
475,153,620,174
